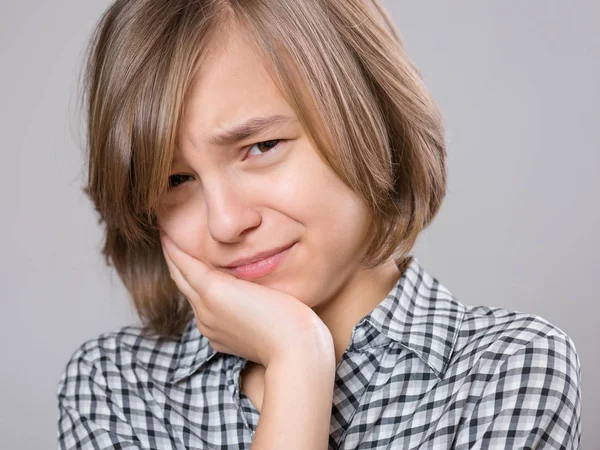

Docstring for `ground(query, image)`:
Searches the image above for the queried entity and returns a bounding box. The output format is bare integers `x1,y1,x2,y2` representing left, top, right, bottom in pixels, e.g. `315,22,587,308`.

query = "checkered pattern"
57,256,581,449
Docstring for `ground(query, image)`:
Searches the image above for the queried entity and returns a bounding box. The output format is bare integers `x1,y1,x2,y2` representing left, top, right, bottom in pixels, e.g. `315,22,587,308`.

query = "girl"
57,1,581,448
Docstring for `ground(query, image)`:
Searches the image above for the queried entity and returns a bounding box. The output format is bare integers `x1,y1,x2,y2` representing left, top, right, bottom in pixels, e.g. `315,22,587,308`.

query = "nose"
204,174,262,243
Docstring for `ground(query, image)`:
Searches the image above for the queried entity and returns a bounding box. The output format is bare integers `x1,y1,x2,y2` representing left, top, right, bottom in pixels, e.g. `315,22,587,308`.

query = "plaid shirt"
57,256,581,449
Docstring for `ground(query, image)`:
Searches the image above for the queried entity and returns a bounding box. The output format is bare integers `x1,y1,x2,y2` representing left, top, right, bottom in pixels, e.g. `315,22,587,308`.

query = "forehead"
178,27,295,149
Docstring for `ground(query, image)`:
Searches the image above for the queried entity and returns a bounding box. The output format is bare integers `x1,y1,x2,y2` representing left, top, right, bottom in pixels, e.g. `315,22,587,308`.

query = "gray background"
1,1,597,448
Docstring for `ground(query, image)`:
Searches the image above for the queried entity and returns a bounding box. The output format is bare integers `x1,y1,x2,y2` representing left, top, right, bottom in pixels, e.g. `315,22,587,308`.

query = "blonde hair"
81,0,447,337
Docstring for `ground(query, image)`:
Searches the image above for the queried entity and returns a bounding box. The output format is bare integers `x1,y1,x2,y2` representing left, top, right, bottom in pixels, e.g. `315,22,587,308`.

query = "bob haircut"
81,0,447,337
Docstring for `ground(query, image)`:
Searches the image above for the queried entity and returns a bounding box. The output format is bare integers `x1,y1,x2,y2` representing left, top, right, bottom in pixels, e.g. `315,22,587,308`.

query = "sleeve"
457,333,582,449
56,347,144,450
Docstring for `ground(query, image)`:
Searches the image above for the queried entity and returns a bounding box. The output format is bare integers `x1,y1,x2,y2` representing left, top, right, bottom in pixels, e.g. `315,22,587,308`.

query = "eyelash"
167,139,282,190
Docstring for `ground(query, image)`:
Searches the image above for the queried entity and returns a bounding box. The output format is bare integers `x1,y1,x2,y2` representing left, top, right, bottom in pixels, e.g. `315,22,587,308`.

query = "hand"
160,233,334,367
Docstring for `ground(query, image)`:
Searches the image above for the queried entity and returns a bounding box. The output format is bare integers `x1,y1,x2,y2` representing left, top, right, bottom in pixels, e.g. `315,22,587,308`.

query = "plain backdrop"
1,1,598,448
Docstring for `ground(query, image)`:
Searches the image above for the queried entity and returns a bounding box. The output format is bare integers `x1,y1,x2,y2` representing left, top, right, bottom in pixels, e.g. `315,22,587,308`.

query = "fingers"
161,233,213,294
161,240,198,304
160,234,237,352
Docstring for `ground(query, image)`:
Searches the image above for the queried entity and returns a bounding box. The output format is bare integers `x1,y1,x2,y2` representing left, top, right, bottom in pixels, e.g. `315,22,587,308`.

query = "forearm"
250,343,336,450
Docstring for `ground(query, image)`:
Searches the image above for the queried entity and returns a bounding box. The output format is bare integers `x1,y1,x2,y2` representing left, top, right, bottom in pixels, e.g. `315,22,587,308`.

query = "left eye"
246,139,281,159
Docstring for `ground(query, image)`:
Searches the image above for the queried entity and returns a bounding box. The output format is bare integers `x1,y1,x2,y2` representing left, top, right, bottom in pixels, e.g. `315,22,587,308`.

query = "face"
156,27,375,311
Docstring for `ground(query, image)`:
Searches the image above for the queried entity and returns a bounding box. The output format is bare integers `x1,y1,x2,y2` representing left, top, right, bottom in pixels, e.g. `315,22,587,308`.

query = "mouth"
224,242,296,281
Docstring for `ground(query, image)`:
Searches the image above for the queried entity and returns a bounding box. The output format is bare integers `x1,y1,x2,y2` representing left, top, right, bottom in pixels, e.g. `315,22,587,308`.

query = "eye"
245,139,281,159
167,139,283,190
167,174,194,190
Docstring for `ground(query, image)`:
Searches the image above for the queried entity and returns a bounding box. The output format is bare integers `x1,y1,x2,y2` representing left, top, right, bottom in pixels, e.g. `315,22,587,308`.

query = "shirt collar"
169,256,464,384
170,315,218,384
353,256,465,378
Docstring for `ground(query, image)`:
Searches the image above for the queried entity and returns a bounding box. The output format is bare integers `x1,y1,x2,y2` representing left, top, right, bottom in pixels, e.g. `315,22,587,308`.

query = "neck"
312,256,403,366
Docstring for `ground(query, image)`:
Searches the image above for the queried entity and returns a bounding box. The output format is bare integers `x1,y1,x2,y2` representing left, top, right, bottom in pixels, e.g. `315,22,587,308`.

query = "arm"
160,234,338,448
457,333,581,449
250,331,337,450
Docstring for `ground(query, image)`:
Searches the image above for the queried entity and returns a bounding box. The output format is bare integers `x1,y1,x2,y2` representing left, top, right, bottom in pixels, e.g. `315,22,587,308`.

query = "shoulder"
57,324,181,393
56,326,186,447
449,304,581,446
456,304,580,372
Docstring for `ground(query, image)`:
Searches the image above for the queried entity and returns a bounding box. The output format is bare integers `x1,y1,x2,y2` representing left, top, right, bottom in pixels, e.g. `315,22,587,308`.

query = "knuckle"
209,340,222,352
202,312,217,330
195,318,209,336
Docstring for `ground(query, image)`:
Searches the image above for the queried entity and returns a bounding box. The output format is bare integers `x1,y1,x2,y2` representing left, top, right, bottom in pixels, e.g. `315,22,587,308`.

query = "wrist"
264,345,336,400
253,330,336,450
268,323,335,369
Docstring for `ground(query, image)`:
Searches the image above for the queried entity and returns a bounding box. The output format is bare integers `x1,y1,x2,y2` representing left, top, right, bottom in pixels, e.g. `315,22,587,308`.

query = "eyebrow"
208,114,297,147
172,114,297,166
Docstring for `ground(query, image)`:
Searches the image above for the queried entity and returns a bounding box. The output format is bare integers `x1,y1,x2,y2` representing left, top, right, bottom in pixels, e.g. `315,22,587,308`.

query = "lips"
222,242,296,281
222,243,295,269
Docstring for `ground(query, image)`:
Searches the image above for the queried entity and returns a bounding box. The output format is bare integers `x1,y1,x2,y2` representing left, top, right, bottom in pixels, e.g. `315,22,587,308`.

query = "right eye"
168,174,194,190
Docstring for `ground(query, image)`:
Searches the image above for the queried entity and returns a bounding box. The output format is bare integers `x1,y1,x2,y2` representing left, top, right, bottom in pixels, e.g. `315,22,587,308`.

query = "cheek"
317,187,371,258
246,149,319,221
156,203,209,260
255,142,347,218
273,143,371,250
303,154,371,232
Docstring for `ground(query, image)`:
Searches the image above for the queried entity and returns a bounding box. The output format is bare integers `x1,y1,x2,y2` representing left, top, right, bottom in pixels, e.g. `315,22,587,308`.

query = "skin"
157,25,402,413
